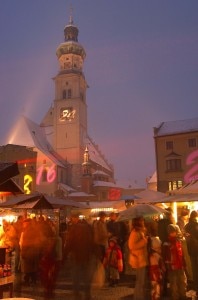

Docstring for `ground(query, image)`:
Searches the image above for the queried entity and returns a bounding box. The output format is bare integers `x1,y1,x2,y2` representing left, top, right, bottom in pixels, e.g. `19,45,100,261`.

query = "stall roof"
0,162,19,185
0,178,23,194
0,192,86,209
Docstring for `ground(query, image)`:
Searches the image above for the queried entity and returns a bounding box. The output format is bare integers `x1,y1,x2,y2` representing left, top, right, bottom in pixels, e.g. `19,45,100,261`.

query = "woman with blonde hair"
128,216,149,300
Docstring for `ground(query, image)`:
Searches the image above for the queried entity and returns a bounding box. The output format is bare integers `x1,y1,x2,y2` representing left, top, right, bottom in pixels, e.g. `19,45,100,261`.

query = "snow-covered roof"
58,183,77,192
148,171,157,183
116,179,144,189
134,189,166,204
25,117,67,168
69,191,95,197
85,136,113,172
154,117,198,137
173,180,198,194
80,200,126,210
93,170,109,176
93,181,121,188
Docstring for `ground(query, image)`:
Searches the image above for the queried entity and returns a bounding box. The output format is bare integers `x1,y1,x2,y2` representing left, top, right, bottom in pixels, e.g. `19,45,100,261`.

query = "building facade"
154,118,198,193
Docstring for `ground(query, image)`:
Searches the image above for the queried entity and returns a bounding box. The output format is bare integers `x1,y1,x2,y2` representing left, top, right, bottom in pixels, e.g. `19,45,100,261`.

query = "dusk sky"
0,1,198,187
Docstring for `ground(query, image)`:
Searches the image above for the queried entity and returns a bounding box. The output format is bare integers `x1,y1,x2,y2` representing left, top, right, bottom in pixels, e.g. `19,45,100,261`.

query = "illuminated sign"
24,175,33,194
36,164,56,185
59,107,76,121
108,188,121,201
184,150,198,183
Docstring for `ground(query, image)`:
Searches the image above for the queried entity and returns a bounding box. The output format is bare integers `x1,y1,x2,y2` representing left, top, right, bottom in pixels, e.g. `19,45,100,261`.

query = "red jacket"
103,244,123,272
162,236,185,271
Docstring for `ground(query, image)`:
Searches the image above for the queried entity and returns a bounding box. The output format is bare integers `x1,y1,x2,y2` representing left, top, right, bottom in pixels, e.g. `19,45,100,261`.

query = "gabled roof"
40,106,54,127
25,117,113,174
154,117,198,137
165,151,181,157
85,136,113,172
25,117,67,168
147,171,157,184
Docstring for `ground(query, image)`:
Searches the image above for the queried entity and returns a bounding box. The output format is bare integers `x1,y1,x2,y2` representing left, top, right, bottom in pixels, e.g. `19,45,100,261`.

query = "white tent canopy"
173,180,198,194
134,189,166,204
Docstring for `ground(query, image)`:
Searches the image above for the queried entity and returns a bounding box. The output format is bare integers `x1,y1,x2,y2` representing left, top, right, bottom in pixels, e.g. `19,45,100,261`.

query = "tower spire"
64,4,78,42
82,146,91,176
69,4,73,24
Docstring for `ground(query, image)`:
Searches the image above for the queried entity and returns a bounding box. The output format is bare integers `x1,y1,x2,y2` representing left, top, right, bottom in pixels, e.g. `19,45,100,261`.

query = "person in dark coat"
184,210,198,297
157,207,175,296
66,213,94,300
19,218,42,285
107,212,128,249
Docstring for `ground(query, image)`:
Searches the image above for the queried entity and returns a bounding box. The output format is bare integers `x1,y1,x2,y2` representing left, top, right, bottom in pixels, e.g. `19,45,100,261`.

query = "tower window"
63,90,66,99
62,89,72,99
68,89,72,98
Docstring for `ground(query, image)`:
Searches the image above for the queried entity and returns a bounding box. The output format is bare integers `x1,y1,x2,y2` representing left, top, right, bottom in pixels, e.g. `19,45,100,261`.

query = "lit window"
166,141,173,150
188,138,196,148
178,180,183,188
172,181,177,190
168,180,183,191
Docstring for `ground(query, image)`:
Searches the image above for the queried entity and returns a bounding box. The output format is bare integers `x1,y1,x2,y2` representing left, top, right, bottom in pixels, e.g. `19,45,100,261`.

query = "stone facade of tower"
41,18,89,188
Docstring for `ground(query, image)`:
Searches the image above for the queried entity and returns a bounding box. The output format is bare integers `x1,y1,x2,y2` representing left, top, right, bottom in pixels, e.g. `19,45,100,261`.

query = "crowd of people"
0,207,198,300
128,208,198,300
65,208,198,300
0,215,62,299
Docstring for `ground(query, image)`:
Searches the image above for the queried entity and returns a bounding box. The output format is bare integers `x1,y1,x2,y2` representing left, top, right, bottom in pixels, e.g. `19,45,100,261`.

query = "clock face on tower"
59,107,76,122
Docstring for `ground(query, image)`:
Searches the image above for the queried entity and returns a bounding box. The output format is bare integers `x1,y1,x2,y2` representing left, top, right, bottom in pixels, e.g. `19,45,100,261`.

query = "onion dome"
56,14,86,60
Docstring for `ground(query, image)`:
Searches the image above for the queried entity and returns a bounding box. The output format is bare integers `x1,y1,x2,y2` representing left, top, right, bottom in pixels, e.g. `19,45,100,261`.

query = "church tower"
22,11,115,193
52,13,88,186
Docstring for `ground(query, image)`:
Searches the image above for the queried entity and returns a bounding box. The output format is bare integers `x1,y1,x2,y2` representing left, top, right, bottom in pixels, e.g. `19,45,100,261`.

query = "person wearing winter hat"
162,224,187,300
148,235,165,300
147,221,164,300
103,236,123,287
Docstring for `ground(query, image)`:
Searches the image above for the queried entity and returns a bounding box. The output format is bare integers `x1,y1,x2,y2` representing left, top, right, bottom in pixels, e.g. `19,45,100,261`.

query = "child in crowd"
162,224,187,300
103,237,123,287
148,235,164,300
